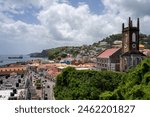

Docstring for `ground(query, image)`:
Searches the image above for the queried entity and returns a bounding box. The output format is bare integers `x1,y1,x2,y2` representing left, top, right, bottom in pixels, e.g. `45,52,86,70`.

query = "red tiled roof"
143,49,150,52
97,48,120,58
46,65,61,77
47,70,60,77
0,67,26,72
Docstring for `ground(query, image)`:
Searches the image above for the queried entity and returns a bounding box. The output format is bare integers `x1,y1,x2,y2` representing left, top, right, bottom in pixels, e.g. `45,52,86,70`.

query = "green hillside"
30,33,150,60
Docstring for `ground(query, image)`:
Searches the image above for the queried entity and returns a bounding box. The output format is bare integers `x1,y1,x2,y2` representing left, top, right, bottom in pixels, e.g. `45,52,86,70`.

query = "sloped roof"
97,48,121,58
0,67,26,72
143,49,150,52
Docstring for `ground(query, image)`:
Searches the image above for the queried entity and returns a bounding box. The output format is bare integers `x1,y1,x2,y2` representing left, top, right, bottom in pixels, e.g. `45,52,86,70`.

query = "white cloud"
0,0,37,13
0,20,51,54
37,3,122,44
0,0,150,54
101,0,150,33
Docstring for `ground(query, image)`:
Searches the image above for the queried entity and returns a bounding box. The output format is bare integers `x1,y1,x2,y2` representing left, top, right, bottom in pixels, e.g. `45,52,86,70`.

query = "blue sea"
0,55,46,66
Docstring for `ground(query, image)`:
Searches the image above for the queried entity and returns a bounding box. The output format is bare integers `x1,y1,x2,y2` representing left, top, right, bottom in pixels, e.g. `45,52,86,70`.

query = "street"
25,69,56,100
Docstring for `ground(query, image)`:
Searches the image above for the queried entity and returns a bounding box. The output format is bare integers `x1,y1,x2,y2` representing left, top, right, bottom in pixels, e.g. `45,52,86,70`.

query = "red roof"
46,66,61,77
143,49,150,52
97,48,120,58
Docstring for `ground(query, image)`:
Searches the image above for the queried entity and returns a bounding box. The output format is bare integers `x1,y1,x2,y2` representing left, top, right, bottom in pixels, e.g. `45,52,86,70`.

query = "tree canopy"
54,58,150,100
54,67,123,100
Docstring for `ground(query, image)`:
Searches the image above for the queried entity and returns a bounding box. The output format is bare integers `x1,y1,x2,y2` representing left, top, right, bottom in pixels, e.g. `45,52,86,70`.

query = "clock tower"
120,17,145,72
122,17,140,53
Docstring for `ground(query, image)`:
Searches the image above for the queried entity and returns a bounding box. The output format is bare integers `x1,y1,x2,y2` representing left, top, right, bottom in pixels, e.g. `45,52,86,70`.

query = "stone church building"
120,17,145,71
97,17,145,72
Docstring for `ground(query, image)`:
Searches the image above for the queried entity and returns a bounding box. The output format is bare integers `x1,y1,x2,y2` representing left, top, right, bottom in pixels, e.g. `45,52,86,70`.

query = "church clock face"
132,44,136,48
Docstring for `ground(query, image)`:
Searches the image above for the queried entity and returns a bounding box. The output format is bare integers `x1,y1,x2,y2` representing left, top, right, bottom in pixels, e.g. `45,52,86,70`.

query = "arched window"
125,33,128,42
132,33,136,42
124,57,128,69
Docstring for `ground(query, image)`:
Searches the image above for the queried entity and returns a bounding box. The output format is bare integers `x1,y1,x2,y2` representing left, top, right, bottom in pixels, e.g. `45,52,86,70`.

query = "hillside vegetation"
54,58,150,100
54,67,123,100
30,33,150,59
102,58,150,100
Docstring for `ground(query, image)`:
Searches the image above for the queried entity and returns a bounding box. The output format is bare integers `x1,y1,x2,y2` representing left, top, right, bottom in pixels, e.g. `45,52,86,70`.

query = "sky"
0,0,150,55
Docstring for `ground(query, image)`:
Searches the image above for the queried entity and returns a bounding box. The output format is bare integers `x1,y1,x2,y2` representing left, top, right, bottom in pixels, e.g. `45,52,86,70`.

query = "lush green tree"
54,67,122,100
54,59,150,100
106,58,150,100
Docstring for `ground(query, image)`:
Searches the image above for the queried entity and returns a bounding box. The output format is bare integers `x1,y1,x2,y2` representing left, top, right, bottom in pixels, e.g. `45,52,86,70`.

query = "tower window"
132,33,136,42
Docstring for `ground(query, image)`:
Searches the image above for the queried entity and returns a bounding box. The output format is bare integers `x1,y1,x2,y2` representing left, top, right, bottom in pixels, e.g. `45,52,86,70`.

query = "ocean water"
0,55,46,66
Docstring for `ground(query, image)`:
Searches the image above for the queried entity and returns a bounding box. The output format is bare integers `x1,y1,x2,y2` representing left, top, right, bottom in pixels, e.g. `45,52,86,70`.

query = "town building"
112,40,122,48
120,17,145,71
97,17,145,72
0,66,27,76
97,48,121,71
142,49,150,57
0,89,25,100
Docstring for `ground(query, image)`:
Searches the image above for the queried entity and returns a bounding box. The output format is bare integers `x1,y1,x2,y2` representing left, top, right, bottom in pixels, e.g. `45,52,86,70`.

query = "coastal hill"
30,33,150,60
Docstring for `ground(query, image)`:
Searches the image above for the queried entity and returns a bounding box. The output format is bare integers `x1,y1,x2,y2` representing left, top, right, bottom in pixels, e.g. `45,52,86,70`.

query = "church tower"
122,17,140,53
120,17,145,72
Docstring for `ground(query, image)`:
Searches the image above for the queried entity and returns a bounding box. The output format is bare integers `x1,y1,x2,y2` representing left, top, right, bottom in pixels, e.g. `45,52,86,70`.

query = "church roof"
97,48,121,58
121,51,145,57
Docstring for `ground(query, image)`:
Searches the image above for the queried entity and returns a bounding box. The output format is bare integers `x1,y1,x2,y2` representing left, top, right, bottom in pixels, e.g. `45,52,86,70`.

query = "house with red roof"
97,48,121,71
141,49,150,57
0,66,26,76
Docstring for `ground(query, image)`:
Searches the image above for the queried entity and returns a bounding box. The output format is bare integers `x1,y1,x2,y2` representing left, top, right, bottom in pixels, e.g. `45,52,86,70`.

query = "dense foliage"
54,67,123,100
101,58,150,100
30,46,80,59
54,59,150,100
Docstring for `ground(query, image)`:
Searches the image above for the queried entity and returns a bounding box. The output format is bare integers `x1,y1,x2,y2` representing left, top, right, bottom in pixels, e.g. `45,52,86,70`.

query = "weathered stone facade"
97,17,145,72
120,17,145,72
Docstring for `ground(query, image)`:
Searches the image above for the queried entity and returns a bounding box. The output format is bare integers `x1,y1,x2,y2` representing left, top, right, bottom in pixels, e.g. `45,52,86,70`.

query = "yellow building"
139,44,144,50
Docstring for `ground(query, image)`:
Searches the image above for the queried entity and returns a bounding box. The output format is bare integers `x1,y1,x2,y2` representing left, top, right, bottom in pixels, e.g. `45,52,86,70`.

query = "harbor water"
0,55,46,66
